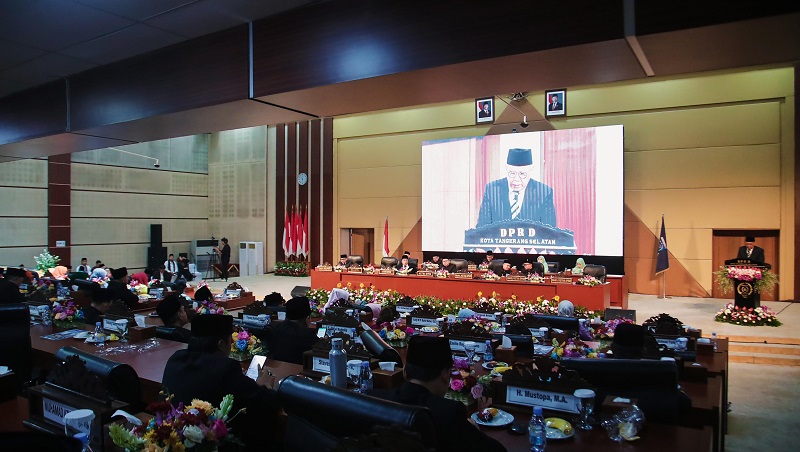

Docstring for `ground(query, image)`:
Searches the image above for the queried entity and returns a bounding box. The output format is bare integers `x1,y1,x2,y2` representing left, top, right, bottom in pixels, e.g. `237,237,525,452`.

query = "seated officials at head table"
440,258,457,273
338,254,351,268
396,256,417,274
162,314,280,451
736,236,765,264
369,336,506,452
476,148,557,228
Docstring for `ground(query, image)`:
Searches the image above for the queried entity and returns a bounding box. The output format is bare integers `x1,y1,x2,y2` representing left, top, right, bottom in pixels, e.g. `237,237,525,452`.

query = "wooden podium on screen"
724,258,771,309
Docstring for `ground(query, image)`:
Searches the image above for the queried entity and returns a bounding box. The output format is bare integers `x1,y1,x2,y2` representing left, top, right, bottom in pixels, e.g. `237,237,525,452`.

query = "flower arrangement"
34,248,60,274
423,261,440,270
526,272,546,283
133,283,149,295
396,265,413,275
275,261,309,277
333,264,347,272
195,300,227,316
377,322,414,347
551,337,599,359
445,357,491,406
478,261,490,270
51,301,84,328
575,275,602,287
435,268,449,278
592,317,636,340
714,303,781,327
363,264,375,274
714,266,778,294
109,394,244,452
230,327,264,361
482,270,501,281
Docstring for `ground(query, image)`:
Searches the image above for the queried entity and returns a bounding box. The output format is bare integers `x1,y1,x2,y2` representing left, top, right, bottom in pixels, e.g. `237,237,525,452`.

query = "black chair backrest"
530,262,545,275
407,258,418,268
546,261,559,273
604,308,637,322
583,264,607,282
348,255,364,267
560,358,689,423
0,303,31,386
54,346,141,406
360,329,403,366
487,259,505,274
450,259,468,271
380,257,398,268
533,314,579,332
71,279,98,291
278,376,436,452
504,334,534,357
155,326,189,343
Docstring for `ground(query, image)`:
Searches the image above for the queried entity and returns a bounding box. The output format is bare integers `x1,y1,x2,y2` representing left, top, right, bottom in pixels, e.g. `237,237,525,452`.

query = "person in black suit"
736,236,765,264
476,148,557,228
107,267,139,310
369,336,506,452
156,294,192,343
440,258,457,273
498,261,514,277
152,265,173,284
478,101,492,118
548,93,563,111
267,296,319,364
338,254,351,268
0,267,27,304
214,238,232,281
77,257,91,274
396,256,417,274
81,286,114,325
162,315,280,451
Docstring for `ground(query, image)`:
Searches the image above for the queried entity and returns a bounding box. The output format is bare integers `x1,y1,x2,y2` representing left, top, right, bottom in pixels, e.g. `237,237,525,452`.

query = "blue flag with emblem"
655,214,669,274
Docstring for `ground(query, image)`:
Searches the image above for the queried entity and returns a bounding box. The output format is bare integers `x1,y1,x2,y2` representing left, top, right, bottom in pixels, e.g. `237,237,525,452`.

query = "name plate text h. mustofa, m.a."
505,386,578,414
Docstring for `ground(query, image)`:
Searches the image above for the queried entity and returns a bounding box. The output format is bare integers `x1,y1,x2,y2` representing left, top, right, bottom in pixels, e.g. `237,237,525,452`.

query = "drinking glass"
573,389,595,430
64,409,95,442
463,341,476,362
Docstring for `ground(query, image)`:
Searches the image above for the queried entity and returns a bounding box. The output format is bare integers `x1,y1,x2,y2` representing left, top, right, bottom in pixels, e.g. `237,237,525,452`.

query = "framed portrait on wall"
475,97,494,124
545,89,567,118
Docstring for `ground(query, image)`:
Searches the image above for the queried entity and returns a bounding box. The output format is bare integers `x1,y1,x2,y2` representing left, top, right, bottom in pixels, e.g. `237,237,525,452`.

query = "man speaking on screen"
476,148,557,228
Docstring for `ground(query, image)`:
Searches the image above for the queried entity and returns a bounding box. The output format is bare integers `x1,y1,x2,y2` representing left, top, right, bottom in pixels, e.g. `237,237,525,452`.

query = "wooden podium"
724,259,771,309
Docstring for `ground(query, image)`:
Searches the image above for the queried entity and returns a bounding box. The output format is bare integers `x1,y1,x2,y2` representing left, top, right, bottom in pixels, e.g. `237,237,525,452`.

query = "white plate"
482,361,508,370
73,331,91,339
470,409,514,427
545,418,574,440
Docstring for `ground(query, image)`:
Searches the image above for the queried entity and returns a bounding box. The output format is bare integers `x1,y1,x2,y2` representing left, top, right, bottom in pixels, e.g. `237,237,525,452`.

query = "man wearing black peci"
736,236,765,264
267,296,319,364
214,237,231,281
107,267,140,309
369,336,506,452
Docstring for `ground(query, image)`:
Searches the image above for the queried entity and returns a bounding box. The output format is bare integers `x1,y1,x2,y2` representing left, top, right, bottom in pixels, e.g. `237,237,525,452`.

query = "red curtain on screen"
542,129,597,255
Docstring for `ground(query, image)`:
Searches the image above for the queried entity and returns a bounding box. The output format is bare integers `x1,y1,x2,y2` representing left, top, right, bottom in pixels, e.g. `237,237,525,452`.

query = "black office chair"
278,376,436,452
347,255,364,267
407,258,419,269
604,308,637,322
487,259,505,274
449,259,468,271
71,279,99,292
360,329,403,366
380,257,398,268
560,358,691,423
0,304,31,392
53,347,141,407
583,264,607,283
533,314,580,333
546,262,559,273
155,326,189,343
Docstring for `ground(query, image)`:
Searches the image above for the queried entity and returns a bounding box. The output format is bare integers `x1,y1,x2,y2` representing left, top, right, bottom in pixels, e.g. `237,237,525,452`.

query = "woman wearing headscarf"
536,256,549,274
90,267,108,282
322,287,350,313
572,257,586,275
48,266,69,280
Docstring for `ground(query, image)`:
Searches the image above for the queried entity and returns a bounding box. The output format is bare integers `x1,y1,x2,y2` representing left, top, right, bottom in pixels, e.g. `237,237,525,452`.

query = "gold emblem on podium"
737,282,754,297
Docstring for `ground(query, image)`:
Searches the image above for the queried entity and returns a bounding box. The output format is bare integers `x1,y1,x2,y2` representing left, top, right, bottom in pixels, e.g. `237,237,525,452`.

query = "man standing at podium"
736,236,765,264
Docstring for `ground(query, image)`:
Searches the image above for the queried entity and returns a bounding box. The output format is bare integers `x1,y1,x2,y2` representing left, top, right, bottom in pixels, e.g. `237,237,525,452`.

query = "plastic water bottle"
93,322,106,347
73,432,93,452
329,338,347,388
484,340,494,362
39,305,52,326
529,406,547,452
711,332,718,351
359,361,373,392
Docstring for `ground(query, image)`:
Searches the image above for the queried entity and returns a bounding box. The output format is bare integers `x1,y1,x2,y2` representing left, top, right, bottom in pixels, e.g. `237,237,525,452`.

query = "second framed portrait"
545,89,566,117
475,97,494,124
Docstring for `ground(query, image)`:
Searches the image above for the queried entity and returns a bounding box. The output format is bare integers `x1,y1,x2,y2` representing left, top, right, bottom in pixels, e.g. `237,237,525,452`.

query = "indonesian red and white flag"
293,207,302,257
302,207,309,258
383,215,390,257
282,208,290,257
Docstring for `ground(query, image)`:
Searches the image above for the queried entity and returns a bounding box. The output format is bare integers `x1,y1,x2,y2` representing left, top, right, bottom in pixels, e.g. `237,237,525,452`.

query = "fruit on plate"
492,366,512,374
109,334,119,341
477,408,499,422
546,418,573,435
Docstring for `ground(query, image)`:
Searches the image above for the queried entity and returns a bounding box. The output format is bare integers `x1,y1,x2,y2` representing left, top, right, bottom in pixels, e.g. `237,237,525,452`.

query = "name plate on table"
224,289,241,297
395,305,418,314
243,314,270,327
474,312,499,321
454,273,473,279
655,337,678,349
326,325,357,337
505,275,527,282
379,269,394,275
316,266,333,272
506,386,578,413
42,398,78,425
550,276,572,284
410,316,440,327
348,267,363,273
103,318,127,334
150,288,164,298
416,270,433,277
529,328,548,339
467,265,478,271
449,339,487,354
312,357,330,373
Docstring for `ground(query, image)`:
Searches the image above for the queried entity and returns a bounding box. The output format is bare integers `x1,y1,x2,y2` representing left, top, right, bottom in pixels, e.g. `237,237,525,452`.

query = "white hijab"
323,288,350,313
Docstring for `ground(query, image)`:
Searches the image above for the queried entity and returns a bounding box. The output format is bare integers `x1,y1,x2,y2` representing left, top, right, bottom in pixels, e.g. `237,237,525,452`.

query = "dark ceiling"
0,0,798,162
0,0,320,98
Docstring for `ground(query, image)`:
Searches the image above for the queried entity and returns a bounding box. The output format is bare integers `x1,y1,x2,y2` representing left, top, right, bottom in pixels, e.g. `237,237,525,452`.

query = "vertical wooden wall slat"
310,119,321,265
275,125,286,261
322,117,334,264
48,154,71,265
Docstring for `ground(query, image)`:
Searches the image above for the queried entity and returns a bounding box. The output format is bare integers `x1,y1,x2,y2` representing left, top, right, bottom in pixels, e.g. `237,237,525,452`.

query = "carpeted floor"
201,274,800,451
